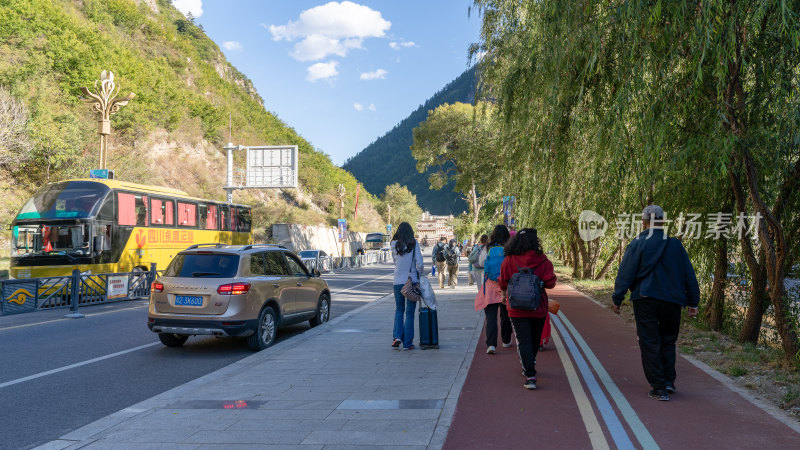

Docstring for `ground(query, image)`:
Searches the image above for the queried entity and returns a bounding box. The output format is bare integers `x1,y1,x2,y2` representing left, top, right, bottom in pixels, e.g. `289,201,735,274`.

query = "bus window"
117,193,149,226
97,194,114,221
151,198,174,226
199,203,218,230
220,205,230,231
236,207,252,232
178,202,197,227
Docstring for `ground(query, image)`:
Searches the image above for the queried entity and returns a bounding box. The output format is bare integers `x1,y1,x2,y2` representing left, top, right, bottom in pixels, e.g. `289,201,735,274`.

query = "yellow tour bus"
9,178,253,279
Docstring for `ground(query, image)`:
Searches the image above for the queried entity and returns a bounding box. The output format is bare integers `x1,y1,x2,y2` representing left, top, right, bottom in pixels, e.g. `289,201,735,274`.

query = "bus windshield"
15,181,110,221
12,223,91,258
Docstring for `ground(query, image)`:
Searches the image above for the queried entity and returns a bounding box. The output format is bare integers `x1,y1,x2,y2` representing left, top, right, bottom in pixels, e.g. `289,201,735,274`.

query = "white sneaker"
486,346,496,354
502,342,512,348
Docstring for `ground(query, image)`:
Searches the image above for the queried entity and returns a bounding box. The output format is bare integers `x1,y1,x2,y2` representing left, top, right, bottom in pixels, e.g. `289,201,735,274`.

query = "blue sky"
173,0,482,165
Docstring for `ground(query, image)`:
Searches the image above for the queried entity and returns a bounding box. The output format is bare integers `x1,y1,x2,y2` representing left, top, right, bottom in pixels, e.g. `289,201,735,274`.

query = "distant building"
416,212,454,245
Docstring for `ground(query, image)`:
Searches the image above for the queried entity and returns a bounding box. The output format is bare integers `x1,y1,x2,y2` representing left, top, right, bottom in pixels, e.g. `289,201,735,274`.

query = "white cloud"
360,69,387,80
222,41,242,51
389,40,416,50
172,0,203,18
353,103,364,111
269,1,390,61
368,103,376,111
307,61,339,82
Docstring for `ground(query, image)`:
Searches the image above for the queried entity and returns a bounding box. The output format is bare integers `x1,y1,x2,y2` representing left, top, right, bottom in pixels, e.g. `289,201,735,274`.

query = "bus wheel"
159,333,188,347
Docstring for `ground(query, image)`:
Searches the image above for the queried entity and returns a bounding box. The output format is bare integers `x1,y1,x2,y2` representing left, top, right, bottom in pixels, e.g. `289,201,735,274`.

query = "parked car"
298,249,331,272
148,243,330,351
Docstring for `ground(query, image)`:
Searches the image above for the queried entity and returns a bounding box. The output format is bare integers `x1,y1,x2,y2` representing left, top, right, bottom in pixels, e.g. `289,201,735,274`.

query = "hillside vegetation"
343,66,477,215
0,0,383,244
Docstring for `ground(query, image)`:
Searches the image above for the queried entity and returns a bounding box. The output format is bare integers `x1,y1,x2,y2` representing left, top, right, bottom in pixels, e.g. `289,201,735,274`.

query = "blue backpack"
484,246,504,282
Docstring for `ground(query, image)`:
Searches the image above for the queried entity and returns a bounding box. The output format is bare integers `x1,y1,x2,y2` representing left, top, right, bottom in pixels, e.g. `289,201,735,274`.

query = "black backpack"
507,266,544,310
434,244,446,262
445,247,459,265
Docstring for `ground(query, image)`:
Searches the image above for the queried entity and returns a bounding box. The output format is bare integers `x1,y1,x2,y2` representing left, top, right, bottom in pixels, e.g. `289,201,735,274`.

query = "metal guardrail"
300,250,390,272
0,264,158,316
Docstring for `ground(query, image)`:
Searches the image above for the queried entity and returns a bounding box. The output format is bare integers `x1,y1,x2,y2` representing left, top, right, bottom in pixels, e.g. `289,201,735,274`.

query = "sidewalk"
40,282,483,449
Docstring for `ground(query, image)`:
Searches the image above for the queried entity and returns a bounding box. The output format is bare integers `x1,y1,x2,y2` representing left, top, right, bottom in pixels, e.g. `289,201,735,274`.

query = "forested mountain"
343,67,477,215
0,0,383,242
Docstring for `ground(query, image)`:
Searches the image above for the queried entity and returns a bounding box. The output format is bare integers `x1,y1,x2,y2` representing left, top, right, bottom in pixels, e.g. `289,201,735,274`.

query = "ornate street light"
80,70,135,170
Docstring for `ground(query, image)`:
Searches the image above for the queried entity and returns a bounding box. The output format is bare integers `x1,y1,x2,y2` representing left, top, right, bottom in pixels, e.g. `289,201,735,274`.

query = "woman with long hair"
390,222,424,350
471,234,489,291
473,225,513,355
499,228,557,390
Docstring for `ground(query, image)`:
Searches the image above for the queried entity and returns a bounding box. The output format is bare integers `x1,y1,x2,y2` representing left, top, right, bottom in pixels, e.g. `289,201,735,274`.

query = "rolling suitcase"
419,305,439,349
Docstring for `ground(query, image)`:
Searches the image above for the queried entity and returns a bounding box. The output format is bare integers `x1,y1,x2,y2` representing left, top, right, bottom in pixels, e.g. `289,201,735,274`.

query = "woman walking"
499,228,557,390
474,225,513,354
470,234,488,291
391,222,424,350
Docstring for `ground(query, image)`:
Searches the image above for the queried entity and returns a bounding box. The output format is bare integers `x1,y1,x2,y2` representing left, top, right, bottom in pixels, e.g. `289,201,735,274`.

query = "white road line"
557,312,659,450
330,273,393,295
0,304,149,332
551,320,610,450
0,342,160,390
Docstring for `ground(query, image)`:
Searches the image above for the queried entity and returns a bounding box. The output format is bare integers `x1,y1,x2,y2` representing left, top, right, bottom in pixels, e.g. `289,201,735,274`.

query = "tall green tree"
379,183,423,233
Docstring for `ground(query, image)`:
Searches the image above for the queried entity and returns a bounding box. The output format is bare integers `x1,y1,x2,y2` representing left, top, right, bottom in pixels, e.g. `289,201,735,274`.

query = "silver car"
147,244,331,351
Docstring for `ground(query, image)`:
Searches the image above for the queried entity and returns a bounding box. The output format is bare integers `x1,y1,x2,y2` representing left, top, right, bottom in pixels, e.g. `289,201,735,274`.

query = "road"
0,264,396,450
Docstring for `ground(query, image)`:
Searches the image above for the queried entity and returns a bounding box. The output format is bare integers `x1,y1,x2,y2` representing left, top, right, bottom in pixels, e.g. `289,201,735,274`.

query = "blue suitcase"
419,307,439,349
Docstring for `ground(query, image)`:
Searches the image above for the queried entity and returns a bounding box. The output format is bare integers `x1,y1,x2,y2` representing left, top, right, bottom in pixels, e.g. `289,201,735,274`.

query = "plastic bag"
419,276,437,310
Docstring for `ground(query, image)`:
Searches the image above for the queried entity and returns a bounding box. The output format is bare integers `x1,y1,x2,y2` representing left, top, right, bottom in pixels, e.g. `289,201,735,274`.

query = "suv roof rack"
186,243,229,250
241,244,287,251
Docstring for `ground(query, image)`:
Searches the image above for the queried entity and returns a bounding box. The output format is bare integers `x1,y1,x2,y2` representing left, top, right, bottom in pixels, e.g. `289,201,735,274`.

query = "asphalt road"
0,263,396,450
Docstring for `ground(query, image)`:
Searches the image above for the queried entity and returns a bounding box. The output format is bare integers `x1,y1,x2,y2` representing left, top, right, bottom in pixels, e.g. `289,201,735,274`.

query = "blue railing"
0,264,157,316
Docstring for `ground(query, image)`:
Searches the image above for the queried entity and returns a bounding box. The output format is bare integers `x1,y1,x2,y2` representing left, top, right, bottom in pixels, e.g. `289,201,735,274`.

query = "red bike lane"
444,283,800,449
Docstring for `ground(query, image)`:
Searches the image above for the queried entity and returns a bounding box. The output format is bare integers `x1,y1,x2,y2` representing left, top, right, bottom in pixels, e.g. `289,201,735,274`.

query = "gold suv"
147,244,331,351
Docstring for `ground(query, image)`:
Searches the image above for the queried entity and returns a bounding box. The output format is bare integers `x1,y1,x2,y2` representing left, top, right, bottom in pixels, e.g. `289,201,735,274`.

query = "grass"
554,259,800,420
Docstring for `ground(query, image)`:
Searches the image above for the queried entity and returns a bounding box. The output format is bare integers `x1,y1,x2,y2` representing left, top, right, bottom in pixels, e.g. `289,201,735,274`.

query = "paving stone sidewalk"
39,283,483,450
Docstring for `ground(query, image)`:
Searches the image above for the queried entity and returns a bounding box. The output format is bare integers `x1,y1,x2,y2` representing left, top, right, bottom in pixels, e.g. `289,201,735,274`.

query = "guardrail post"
64,269,85,319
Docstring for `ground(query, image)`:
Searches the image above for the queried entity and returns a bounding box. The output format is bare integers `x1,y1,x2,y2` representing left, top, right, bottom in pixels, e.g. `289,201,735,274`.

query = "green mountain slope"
343,67,477,215
0,0,382,239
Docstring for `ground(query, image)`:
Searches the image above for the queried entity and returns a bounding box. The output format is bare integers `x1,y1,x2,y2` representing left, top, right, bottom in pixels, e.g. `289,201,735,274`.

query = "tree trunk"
594,242,621,280
568,233,581,278
705,235,728,331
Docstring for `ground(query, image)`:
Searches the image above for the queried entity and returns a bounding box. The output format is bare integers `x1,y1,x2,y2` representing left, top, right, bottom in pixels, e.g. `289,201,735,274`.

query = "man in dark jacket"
612,205,700,402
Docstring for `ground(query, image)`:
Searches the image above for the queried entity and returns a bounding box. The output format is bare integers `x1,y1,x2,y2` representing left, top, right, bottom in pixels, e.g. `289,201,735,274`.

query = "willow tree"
411,102,502,235
472,0,800,357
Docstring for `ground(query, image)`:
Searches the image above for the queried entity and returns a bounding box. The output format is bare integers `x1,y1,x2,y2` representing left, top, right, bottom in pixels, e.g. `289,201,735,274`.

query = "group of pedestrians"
388,205,701,401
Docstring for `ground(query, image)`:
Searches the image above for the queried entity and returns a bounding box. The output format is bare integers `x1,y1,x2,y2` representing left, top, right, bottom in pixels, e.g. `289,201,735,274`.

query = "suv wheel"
159,333,188,347
248,306,277,351
310,293,330,327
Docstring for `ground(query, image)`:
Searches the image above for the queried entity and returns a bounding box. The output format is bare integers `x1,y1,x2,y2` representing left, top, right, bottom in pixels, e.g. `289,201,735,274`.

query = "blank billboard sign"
245,145,298,189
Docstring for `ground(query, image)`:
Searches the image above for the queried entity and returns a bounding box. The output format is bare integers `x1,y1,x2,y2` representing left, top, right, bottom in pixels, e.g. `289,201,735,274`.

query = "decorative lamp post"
80,70,135,170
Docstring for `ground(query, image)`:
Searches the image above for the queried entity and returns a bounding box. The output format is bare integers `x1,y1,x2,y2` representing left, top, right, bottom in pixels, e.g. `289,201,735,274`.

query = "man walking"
612,205,700,401
432,237,447,288
445,239,460,289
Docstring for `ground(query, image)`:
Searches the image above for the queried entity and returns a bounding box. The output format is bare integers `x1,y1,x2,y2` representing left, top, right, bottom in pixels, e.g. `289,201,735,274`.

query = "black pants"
484,302,512,347
632,298,682,390
510,316,546,378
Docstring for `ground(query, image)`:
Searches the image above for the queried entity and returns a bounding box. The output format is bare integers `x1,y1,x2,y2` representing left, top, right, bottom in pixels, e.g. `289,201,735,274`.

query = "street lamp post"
80,70,135,170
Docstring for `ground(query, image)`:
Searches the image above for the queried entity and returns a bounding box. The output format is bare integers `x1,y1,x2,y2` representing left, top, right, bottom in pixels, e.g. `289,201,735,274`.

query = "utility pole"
80,70,135,170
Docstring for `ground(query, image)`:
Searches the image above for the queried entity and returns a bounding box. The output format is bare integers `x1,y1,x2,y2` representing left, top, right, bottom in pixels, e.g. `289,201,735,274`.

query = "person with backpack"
390,222,424,350
474,225,513,354
445,239,460,288
432,237,447,288
499,228,557,390
468,234,489,291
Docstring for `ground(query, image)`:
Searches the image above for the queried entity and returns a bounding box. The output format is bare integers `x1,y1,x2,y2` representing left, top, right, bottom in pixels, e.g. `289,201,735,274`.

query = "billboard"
245,145,298,189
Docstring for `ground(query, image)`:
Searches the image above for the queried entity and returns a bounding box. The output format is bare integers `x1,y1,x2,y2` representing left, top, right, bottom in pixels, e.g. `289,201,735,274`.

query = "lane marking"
0,304,149,332
551,314,636,450
557,312,659,450
0,342,159,390
551,320,610,449
330,273,393,295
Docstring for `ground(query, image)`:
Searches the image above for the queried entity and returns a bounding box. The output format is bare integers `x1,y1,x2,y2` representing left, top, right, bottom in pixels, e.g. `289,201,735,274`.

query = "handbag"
548,299,560,314
401,246,422,302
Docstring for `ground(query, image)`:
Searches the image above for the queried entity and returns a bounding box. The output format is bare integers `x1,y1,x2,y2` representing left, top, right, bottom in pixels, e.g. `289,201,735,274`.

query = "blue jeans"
393,284,417,348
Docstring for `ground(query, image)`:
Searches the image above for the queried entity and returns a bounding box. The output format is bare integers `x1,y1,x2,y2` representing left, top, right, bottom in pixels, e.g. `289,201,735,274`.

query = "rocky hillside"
0,0,383,244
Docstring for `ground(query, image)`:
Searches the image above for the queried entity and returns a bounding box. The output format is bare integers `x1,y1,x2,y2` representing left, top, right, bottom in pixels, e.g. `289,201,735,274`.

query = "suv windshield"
164,253,240,278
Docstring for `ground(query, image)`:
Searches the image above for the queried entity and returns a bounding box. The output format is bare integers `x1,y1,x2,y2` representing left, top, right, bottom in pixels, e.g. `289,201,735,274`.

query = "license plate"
175,295,203,306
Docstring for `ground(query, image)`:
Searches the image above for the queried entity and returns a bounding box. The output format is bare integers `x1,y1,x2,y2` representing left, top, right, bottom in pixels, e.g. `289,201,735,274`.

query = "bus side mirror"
93,236,105,253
